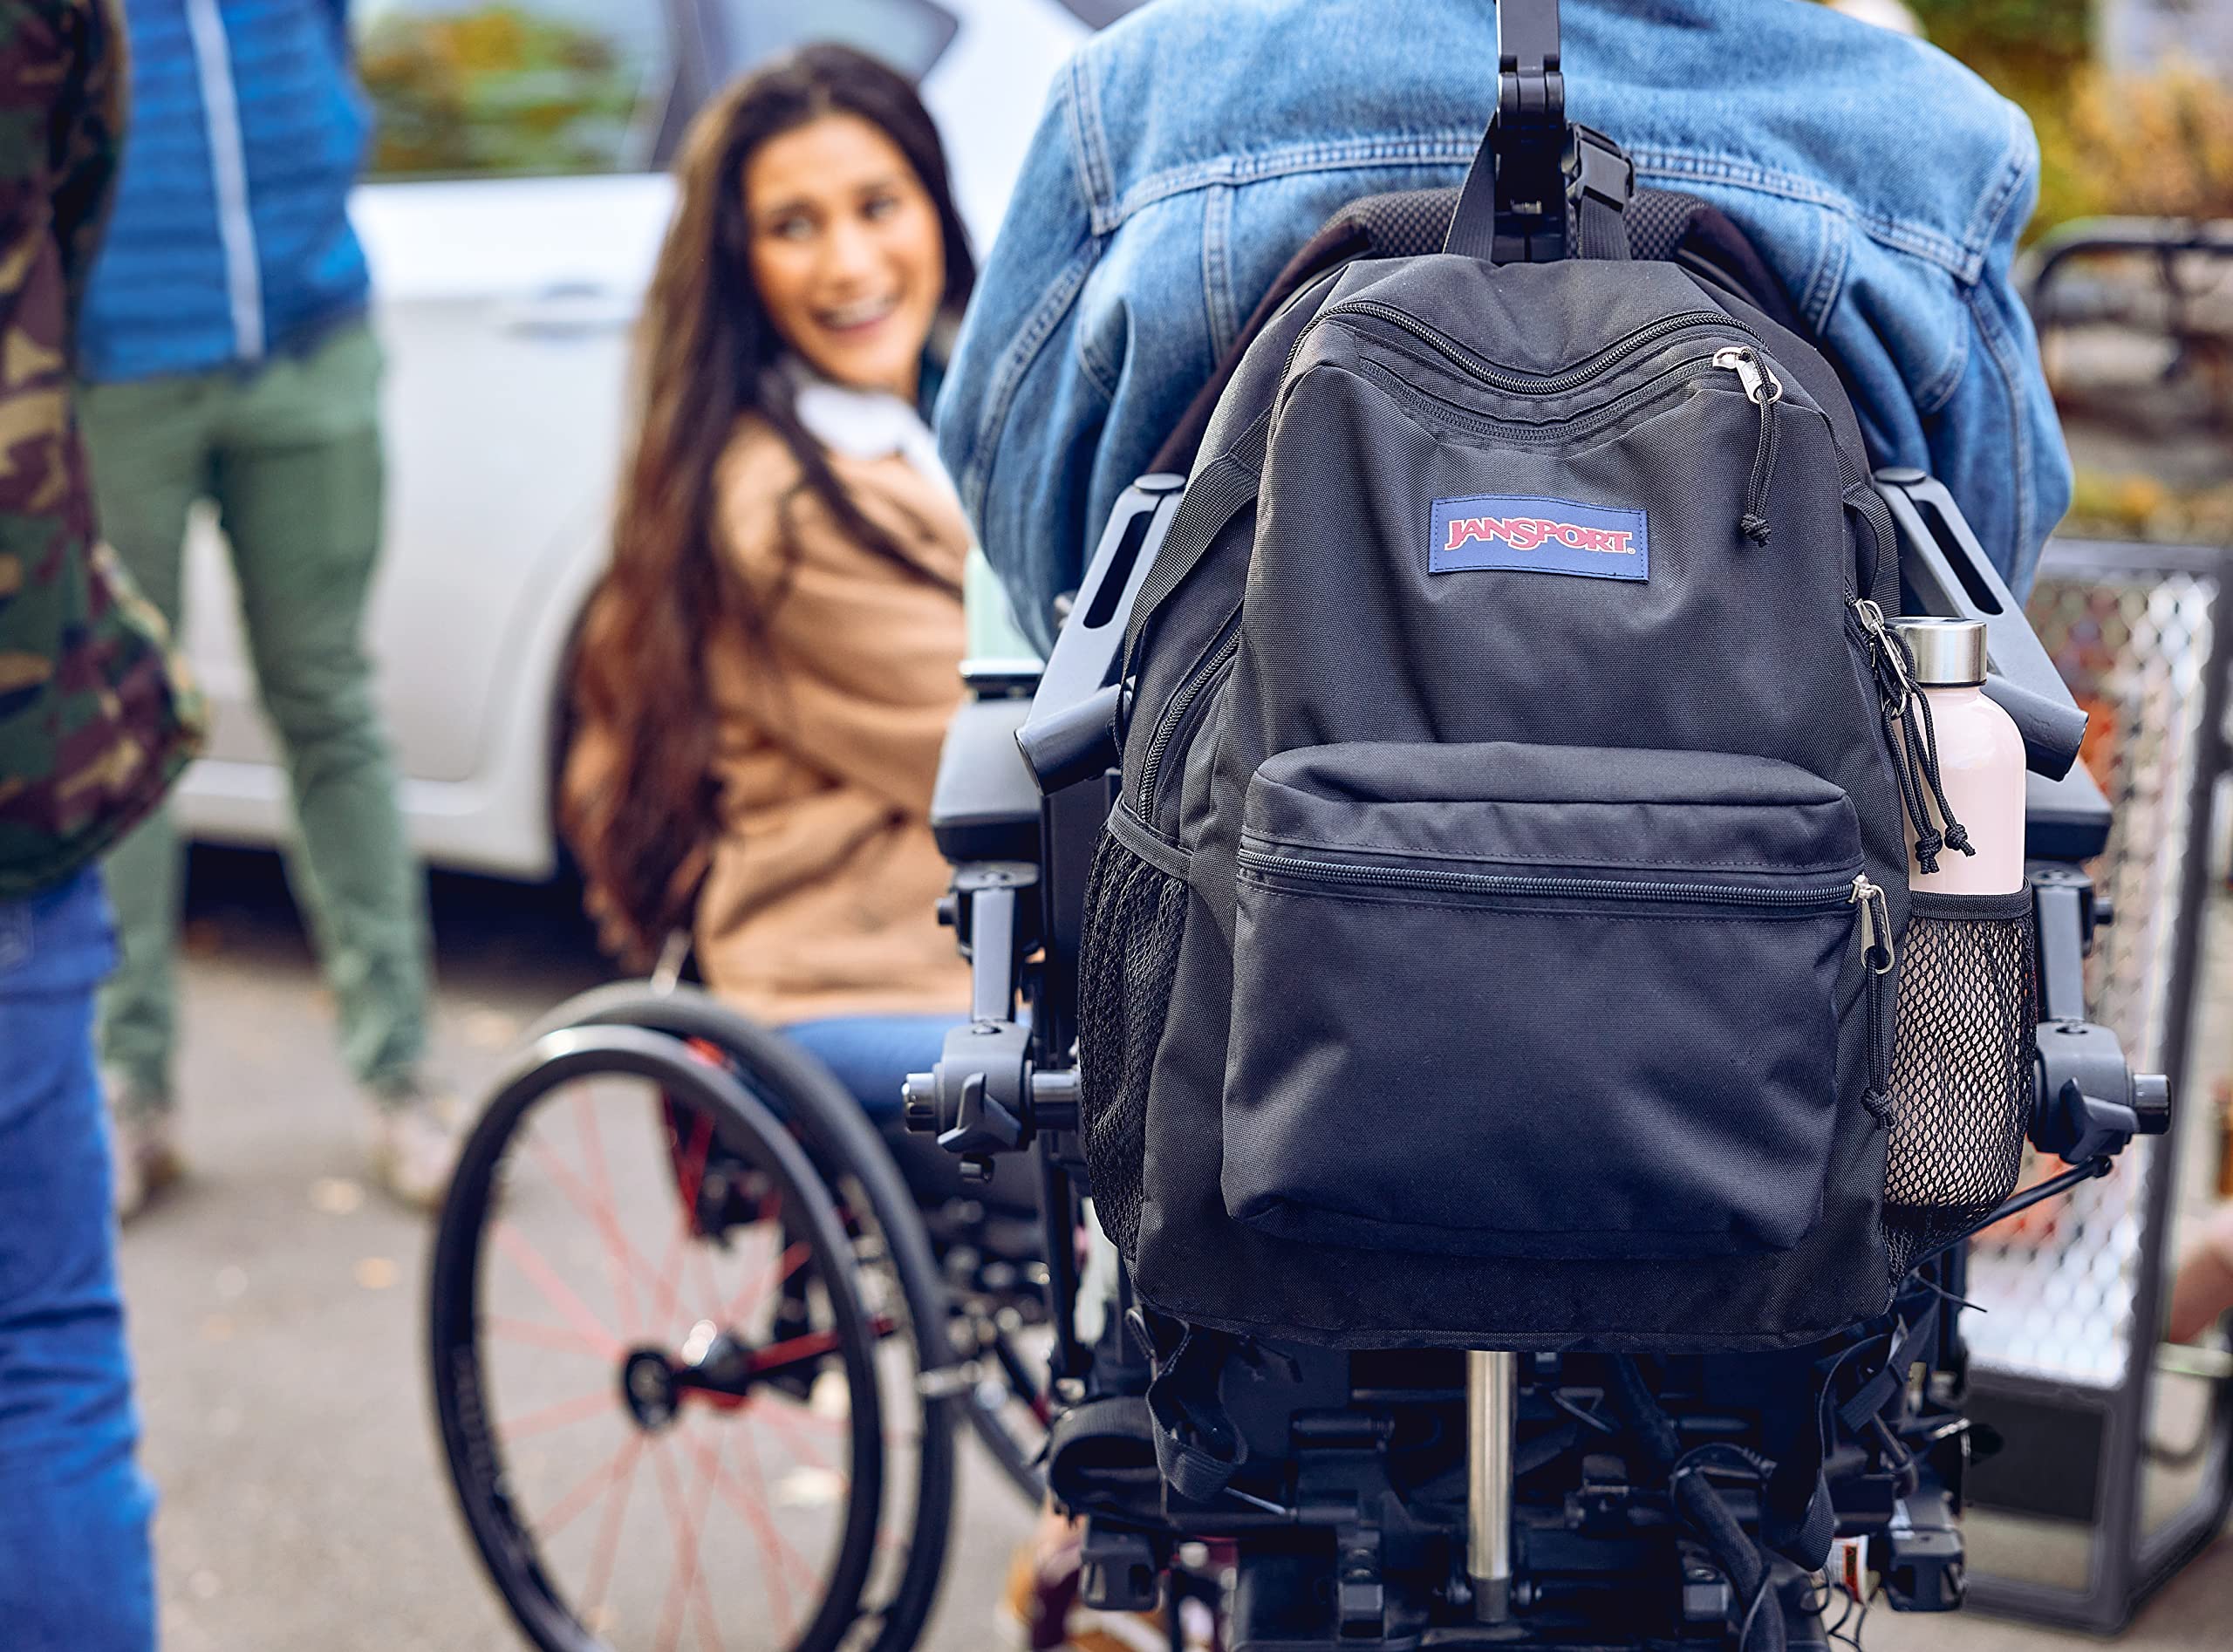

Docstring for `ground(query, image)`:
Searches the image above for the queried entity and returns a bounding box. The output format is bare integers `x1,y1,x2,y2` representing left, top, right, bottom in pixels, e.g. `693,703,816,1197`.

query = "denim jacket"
936,0,2070,651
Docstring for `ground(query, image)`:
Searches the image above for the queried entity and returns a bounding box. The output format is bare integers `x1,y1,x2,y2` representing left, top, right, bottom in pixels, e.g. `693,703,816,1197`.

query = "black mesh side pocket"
1075,823,1191,1258
1883,884,2037,1274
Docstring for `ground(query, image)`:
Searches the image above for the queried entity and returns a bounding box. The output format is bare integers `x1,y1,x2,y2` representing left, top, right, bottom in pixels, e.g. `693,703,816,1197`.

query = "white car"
174,0,1139,879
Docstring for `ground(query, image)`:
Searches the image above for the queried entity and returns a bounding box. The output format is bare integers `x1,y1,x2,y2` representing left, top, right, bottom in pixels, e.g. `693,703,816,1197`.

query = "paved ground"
120,848,2230,1649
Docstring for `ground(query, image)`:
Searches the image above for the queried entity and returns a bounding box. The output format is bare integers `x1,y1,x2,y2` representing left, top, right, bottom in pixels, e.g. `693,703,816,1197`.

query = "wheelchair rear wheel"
529,984,1049,1502
428,1025,937,1652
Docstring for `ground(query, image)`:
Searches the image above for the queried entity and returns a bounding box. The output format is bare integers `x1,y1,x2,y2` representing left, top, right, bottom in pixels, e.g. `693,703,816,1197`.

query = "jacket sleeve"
51,0,124,342
718,458,966,818
1934,240,2072,598
937,59,1210,656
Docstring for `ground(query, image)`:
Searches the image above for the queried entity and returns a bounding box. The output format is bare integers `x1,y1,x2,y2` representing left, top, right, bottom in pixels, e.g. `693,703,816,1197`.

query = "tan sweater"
686,418,973,1023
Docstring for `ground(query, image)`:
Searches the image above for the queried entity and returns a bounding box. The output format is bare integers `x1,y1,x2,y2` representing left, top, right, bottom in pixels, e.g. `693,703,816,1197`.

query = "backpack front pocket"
1221,741,1876,1260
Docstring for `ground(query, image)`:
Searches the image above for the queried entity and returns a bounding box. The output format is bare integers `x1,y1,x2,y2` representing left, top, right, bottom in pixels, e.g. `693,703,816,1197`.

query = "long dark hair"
567,44,976,966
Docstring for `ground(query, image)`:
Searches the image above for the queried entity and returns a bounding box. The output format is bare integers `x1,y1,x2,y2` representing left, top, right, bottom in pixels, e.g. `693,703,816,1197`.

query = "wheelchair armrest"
2025,765,2113,863
931,694,1042,864
1874,468,2089,780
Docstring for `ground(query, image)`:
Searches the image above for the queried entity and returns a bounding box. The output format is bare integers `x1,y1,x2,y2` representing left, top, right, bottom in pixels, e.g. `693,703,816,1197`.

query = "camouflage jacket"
0,0,200,902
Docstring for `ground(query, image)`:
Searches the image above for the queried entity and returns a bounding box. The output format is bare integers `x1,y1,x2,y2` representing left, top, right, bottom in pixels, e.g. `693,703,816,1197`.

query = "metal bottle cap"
1887,617,1988,687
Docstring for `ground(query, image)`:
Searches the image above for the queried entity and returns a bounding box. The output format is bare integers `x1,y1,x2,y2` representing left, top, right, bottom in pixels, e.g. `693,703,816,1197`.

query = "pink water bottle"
1888,618,2026,894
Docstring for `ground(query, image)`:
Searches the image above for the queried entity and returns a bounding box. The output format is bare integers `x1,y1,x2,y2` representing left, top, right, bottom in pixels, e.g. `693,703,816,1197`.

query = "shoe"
365,1081,465,1212
110,1102,185,1224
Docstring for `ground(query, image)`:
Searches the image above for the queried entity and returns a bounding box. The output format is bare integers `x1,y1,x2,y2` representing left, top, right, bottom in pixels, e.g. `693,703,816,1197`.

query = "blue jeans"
780,1014,961,1123
0,869,158,1650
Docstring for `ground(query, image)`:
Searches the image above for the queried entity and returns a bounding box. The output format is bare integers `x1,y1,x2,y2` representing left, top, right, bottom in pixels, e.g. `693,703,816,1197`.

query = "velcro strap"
1044,1395,1161,1517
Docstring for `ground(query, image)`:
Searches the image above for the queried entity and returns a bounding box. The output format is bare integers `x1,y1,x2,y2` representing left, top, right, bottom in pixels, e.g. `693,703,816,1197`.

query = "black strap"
1119,413,1267,681
1443,115,1508,263
1131,1310,1249,1505
1838,1301,1942,1434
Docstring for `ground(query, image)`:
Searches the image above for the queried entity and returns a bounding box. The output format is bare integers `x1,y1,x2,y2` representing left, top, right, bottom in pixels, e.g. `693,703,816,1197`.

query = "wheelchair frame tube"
1468,1350,1519,1621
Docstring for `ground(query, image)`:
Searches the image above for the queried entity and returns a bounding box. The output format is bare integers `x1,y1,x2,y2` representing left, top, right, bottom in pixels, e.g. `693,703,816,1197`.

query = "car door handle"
498,284,638,338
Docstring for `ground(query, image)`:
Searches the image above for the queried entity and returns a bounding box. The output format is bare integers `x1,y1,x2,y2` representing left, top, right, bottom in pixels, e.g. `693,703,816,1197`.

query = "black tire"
523,986,971,1631
428,1025,899,1652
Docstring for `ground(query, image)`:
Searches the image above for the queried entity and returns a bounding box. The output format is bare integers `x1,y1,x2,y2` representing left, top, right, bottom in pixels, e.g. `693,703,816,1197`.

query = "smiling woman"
562,44,983,1120
745,114,950,404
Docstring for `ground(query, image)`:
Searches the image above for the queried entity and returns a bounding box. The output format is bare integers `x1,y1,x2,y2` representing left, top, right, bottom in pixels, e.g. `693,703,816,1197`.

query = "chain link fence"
1966,545,2222,1385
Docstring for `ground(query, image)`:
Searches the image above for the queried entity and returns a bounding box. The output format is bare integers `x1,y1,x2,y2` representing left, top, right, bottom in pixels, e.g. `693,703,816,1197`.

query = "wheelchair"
427,36,2167,1652
425,461,2164,1652
424,980,1055,1652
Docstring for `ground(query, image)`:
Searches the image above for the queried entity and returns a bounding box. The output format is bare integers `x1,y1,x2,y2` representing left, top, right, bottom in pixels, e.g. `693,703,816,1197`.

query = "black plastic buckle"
1567,122,1635,216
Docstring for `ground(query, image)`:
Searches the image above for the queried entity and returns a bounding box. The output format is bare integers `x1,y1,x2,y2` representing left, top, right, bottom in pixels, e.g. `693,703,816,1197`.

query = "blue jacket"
937,0,2072,651
80,0,370,383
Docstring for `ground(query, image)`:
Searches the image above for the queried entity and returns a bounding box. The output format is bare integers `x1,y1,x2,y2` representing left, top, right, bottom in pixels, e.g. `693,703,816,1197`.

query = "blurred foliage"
2065,466,2233,541
1903,0,2091,95
1881,2,2233,237
2034,62,2233,232
359,4,652,178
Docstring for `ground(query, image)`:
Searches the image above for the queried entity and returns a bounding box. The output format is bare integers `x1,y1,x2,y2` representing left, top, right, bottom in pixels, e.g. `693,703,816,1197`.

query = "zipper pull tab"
1715,346,1784,545
1851,874,1895,974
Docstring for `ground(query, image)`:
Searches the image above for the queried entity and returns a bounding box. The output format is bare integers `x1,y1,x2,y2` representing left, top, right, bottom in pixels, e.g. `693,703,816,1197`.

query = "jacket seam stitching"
1202,184,1237,361
962,245,1100,522
1626,147,1984,281
1800,211,1847,337
1071,53,1117,231
1967,287,2035,560
1956,103,2032,272
1105,135,1482,226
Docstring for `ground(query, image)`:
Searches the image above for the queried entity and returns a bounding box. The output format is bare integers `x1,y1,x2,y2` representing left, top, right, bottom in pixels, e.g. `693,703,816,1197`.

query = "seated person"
936,0,2072,649
563,44,980,1117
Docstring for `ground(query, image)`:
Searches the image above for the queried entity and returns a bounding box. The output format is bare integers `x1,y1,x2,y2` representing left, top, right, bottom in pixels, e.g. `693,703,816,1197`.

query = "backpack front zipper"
1238,848,1876,918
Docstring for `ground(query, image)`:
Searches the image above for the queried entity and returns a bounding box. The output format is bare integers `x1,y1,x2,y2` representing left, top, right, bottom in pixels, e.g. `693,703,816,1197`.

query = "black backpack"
1074,65,2033,1353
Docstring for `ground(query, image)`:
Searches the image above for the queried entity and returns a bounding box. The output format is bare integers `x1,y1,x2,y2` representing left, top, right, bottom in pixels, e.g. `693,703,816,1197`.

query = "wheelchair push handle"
1874,468,2090,782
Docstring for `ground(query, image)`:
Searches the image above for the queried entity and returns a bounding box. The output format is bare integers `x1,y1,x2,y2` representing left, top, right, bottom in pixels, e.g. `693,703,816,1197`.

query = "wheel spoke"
500,1387,618,1444
649,1429,723,1652
652,1109,719,1341
533,1432,643,1539
485,1316,612,1359
492,1223,623,1362
711,1419,812,1628
754,1392,839,1470
581,1436,645,1621
539,1096,664,1335
722,1239,814,1330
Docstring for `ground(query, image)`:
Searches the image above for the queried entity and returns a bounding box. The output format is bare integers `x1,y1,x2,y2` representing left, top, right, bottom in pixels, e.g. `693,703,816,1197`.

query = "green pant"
80,323,428,1107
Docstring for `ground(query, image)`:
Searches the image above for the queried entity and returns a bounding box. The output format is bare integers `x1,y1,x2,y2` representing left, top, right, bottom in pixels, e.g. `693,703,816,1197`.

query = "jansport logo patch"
1429,494,1649,582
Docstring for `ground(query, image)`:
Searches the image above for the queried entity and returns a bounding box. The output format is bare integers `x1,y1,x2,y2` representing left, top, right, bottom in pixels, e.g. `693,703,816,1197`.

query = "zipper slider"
1716,347,1784,546
1851,874,1895,973
1713,345,1783,406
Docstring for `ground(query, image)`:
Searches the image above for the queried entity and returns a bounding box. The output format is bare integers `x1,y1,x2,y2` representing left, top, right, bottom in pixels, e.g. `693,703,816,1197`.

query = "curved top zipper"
1287,301,1758,398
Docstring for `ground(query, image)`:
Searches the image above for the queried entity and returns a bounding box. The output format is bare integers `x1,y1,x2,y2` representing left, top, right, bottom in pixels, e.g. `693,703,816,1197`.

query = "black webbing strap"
1576,189,1629,262
1131,1310,1249,1505
1443,117,1507,264
1837,1300,1942,1435
1118,412,1268,683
